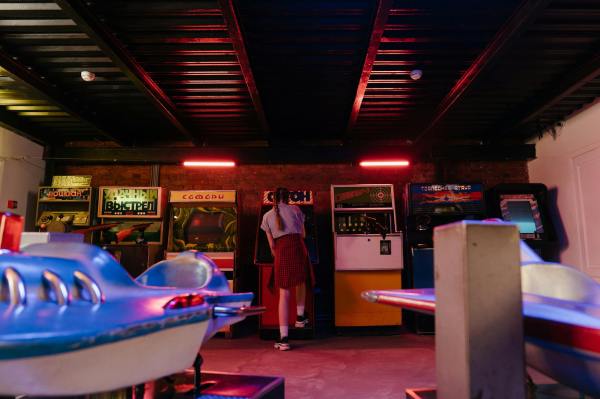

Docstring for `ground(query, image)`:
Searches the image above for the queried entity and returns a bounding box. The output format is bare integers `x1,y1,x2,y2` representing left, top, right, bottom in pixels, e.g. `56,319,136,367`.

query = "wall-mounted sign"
51,175,92,188
39,187,91,202
333,185,392,209
262,190,314,205
170,190,236,203
98,187,163,218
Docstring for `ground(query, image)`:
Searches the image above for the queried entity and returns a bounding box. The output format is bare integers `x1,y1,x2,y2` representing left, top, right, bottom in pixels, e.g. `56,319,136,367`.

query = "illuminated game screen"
171,206,237,252
410,184,484,215
500,194,544,237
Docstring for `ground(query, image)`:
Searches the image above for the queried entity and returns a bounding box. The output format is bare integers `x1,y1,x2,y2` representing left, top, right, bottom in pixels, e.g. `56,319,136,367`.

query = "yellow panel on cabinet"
335,270,402,327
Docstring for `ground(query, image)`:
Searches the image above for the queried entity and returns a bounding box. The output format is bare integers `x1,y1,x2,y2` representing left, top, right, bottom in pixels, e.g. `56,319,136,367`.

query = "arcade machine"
166,189,239,336
97,186,165,277
166,190,237,263
487,183,557,261
404,183,486,333
331,184,403,328
255,190,318,339
36,175,93,235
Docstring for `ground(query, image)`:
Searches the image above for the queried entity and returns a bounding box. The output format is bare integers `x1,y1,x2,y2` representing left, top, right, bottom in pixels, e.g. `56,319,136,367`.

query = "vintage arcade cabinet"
36,175,93,235
255,190,318,339
487,183,557,261
332,184,403,328
166,189,238,287
97,186,165,277
404,183,486,333
166,190,239,336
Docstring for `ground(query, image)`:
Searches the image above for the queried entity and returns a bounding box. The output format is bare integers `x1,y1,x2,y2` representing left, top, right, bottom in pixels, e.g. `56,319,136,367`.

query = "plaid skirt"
272,233,315,290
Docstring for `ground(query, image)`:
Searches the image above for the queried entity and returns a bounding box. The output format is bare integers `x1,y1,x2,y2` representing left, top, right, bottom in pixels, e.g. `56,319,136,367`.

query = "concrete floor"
200,332,432,399
198,332,586,399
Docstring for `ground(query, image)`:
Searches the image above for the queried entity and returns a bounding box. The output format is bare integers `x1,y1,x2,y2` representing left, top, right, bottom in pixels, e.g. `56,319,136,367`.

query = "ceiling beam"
502,50,600,136
346,0,394,135
413,0,552,148
218,0,269,136
54,0,198,144
47,144,535,164
0,50,122,144
0,106,47,145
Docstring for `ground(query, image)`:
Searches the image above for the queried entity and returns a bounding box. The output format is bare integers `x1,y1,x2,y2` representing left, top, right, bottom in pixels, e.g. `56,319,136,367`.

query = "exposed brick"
57,161,528,292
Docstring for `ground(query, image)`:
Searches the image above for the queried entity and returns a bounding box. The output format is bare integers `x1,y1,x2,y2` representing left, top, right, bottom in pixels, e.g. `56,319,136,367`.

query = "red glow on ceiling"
183,160,236,167
359,160,410,168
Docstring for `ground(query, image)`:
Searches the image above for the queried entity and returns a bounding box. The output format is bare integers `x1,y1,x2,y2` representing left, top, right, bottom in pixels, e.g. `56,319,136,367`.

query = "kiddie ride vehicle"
0,212,263,397
363,233,600,397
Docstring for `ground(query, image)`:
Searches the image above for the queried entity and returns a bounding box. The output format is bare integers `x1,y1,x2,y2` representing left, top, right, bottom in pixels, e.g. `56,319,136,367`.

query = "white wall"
529,100,600,279
0,126,45,230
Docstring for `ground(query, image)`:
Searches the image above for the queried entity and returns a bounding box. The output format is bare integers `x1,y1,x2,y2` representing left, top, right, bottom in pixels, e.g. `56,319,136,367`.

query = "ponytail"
274,187,289,231
275,202,284,231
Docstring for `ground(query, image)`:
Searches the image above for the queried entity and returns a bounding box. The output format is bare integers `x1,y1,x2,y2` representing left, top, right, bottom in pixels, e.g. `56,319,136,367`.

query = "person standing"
260,187,313,351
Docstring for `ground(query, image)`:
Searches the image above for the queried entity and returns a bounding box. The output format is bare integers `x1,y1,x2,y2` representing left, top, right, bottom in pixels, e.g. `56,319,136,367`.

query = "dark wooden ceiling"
0,0,598,160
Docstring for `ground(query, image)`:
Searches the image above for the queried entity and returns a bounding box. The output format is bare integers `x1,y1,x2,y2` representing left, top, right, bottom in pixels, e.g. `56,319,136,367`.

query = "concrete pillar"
434,221,525,399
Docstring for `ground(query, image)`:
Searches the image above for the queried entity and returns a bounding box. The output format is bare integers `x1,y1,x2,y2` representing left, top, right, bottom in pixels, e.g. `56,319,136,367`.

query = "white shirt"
261,202,305,239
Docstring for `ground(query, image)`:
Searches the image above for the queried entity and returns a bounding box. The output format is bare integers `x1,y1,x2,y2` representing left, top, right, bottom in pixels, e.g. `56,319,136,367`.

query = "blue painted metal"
0,244,254,361
137,251,253,304
363,251,600,396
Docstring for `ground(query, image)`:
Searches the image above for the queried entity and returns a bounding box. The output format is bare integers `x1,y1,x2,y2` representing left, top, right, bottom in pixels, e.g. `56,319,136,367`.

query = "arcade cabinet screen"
410,184,484,215
499,194,544,236
171,206,236,252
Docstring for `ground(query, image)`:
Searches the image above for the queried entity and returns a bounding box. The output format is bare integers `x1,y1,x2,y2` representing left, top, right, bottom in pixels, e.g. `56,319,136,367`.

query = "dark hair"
274,187,290,230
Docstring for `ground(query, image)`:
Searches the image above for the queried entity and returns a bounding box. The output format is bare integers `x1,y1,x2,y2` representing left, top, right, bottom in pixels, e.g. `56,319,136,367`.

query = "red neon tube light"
183,161,236,167
359,160,410,167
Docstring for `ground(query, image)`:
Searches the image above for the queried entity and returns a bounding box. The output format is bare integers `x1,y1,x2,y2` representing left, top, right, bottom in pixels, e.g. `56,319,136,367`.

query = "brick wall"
57,161,528,316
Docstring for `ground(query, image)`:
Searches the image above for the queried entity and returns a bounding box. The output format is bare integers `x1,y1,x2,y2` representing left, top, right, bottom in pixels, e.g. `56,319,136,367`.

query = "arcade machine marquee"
255,190,318,339
97,186,165,277
331,184,403,328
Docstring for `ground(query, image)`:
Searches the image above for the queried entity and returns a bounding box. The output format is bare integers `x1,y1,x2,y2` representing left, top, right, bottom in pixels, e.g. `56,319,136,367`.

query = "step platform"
4,371,284,399
147,370,284,399
406,384,593,399
195,371,284,399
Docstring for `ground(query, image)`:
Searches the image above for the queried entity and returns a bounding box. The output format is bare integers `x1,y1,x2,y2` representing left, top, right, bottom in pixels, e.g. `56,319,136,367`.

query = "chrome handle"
74,270,103,305
213,305,266,317
42,270,69,306
1,267,26,306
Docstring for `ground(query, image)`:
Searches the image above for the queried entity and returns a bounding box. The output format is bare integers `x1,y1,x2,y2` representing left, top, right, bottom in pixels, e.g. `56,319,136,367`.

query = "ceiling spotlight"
410,69,423,81
80,70,96,82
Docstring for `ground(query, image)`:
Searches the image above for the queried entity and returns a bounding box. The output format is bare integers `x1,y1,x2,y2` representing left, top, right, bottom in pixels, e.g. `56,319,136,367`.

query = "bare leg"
295,282,306,316
279,288,290,338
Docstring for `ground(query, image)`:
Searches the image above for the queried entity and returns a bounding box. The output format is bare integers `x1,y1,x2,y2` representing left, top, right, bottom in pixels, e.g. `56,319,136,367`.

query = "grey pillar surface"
434,221,525,399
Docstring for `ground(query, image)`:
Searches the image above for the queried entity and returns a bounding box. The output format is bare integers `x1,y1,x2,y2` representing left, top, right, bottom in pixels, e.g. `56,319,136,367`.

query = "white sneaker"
294,315,309,328
274,337,291,351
